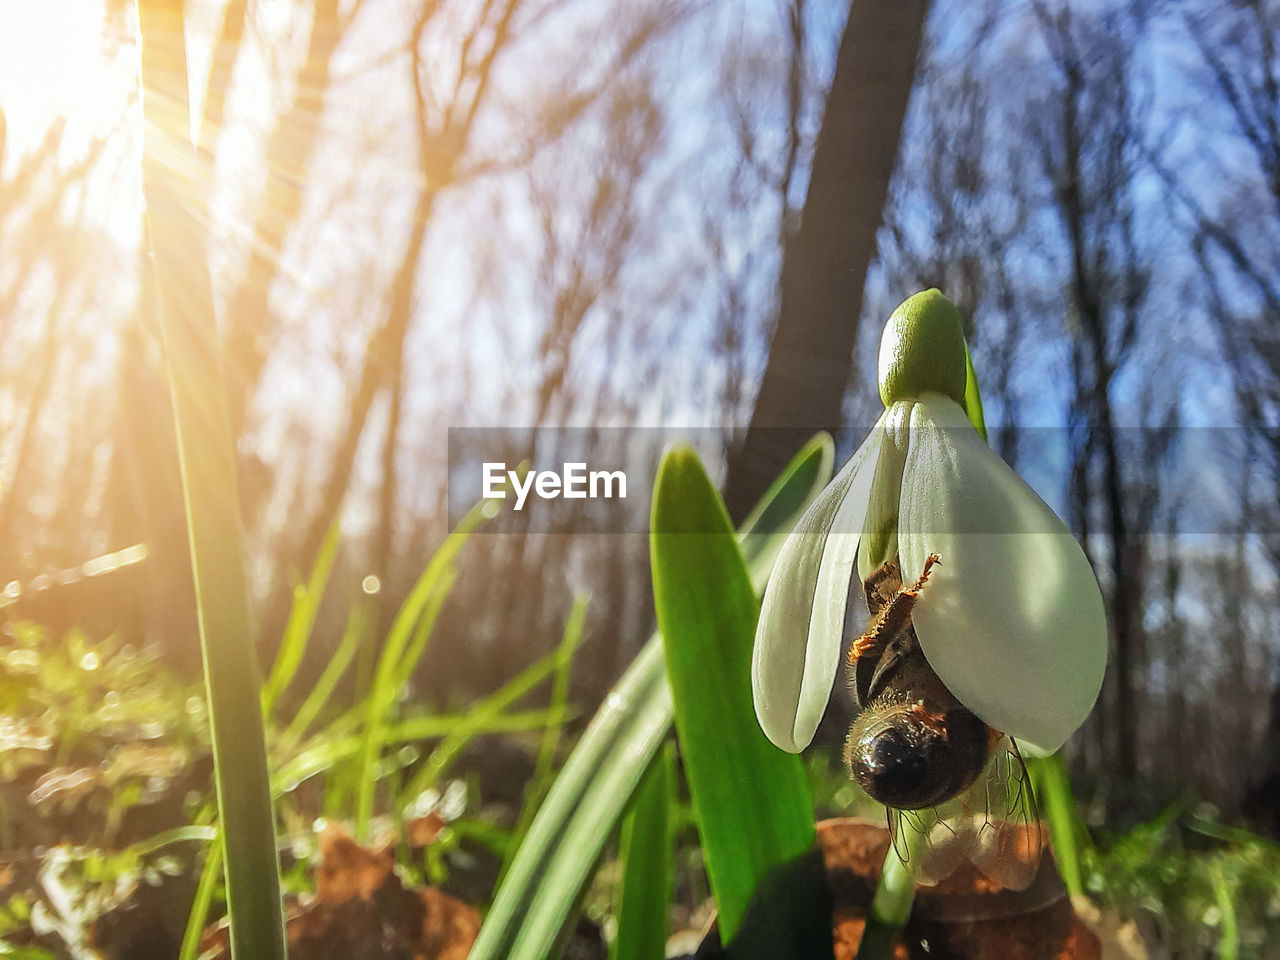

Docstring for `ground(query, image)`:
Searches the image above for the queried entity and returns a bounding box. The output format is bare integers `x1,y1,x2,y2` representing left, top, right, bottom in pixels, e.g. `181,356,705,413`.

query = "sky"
1,1,1272,547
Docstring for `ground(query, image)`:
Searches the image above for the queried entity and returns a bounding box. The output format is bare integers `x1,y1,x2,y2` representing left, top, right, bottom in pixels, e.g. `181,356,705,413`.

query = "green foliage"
472,434,834,960
261,518,342,718
505,594,590,872
353,501,489,838
12,421,1280,960
140,0,286,942
0,944,53,959
394,644,569,804
277,594,370,750
472,628,673,960
610,744,676,960
962,342,987,443
0,625,205,844
651,446,815,941
0,496,577,958
1084,808,1280,959
0,625,211,957
1028,753,1087,897
179,838,222,960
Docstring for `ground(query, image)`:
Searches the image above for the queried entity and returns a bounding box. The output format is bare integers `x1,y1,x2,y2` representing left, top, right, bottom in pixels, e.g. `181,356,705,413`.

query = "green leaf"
738,435,835,571
962,341,988,442
139,5,284,952
483,637,672,959
651,446,815,941
179,837,222,960
610,744,676,960
471,434,834,960
0,944,56,959
1210,859,1239,960
504,594,591,878
721,846,834,960
273,706,568,794
1027,754,1088,897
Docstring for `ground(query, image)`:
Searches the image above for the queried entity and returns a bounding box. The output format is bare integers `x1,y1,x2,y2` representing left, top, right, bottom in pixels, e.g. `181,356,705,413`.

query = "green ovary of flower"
877,288,968,407
751,291,1107,757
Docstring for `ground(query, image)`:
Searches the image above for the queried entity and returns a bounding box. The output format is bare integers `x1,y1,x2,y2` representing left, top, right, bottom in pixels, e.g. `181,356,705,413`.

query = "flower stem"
855,823,922,960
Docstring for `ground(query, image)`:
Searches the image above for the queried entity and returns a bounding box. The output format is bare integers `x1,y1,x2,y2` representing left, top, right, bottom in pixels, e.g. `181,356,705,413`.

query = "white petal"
856,400,912,584
897,395,1107,754
752,416,887,752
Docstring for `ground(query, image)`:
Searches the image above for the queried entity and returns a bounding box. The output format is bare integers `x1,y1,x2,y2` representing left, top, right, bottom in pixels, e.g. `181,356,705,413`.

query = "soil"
819,817,1104,960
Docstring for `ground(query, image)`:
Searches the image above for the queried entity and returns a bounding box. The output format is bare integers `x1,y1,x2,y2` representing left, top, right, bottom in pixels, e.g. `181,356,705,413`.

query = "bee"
844,553,1042,891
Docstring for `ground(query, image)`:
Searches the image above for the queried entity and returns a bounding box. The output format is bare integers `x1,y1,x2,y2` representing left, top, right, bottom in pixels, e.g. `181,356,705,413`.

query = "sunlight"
0,0,134,157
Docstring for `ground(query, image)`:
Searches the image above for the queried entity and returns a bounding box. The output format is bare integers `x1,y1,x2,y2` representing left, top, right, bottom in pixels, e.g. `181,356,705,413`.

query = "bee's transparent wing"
889,737,1042,891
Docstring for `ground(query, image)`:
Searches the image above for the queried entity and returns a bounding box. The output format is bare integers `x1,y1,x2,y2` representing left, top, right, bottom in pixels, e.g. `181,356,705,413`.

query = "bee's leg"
907,552,942,593
849,553,941,664
862,559,902,617
847,616,892,665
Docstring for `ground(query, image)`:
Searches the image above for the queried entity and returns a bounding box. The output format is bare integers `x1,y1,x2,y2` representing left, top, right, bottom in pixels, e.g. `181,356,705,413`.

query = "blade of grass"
400,645,566,800
125,825,219,858
651,446,815,941
137,4,284,957
508,639,672,958
737,435,836,570
280,591,374,747
1027,754,1087,897
0,947,55,958
354,565,456,835
262,518,342,718
1210,860,1239,960
343,565,459,819
472,434,833,960
503,594,589,878
0,944,56,959
274,706,571,793
387,565,458,705
609,743,675,960
354,500,488,838
179,835,223,960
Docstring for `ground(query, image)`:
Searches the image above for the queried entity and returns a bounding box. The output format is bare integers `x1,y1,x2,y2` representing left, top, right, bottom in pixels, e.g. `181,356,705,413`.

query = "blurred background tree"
0,0,1277,832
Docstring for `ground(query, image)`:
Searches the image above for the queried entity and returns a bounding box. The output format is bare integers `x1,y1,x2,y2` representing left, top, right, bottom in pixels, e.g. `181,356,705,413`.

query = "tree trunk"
724,0,930,521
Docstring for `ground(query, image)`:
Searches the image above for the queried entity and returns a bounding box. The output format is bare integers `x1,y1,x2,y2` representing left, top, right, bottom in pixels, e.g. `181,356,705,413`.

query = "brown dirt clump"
817,818,1104,960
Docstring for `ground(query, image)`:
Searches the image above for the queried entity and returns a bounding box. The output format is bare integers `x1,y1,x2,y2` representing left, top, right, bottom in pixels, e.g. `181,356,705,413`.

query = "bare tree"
876,4,1029,464
220,0,363,447
1028,0,1159,782
702,0,810,427
725,0,931,521
1157,0,1280,814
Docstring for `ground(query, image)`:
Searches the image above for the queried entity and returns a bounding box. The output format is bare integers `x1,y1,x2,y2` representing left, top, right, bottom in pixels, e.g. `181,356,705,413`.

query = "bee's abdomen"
844,702,990,810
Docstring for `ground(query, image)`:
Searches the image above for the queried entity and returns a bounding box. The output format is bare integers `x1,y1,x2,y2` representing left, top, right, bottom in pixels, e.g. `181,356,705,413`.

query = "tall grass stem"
136,3,285,956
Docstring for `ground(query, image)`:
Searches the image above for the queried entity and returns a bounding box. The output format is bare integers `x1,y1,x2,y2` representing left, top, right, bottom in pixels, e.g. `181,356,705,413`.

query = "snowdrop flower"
751,290,1107,757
